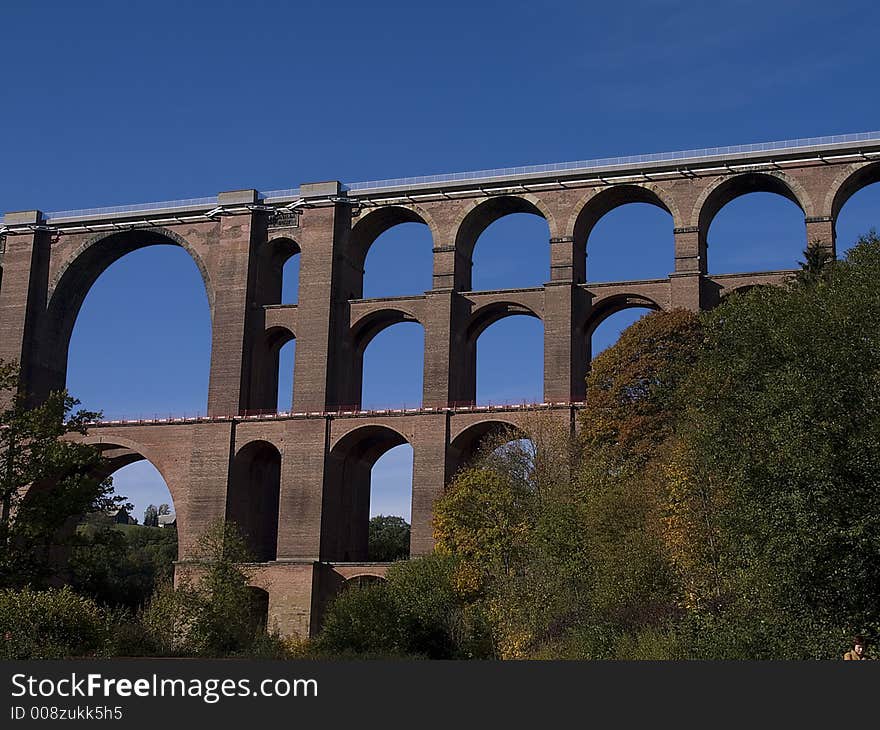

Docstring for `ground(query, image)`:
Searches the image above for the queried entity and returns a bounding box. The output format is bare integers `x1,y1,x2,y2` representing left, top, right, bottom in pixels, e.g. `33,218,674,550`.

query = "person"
843,635,869,660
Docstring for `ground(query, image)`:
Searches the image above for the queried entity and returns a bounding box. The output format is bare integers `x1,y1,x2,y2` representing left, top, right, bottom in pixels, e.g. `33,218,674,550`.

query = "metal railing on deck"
5,130,880,225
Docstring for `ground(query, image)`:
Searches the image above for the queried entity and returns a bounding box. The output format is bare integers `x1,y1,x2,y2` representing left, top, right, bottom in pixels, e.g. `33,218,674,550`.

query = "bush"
316,554,493,659
0,586,111,659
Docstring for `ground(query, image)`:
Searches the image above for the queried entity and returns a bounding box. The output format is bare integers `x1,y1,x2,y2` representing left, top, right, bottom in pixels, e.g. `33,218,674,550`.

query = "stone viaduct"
1,132,879,635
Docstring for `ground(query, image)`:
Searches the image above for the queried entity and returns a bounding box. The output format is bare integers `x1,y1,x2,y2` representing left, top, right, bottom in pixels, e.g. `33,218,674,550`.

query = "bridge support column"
670,226,705,311
410,414,450,555
422,290,471,408
205,191,269,417
178,421,236,559
0,211,52,404
276,418,327,559
806,216,836,257
292,190,352,412
543,281,588,402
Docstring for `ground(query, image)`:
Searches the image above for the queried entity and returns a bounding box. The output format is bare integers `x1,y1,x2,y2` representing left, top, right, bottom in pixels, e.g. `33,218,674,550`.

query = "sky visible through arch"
3,1,880,523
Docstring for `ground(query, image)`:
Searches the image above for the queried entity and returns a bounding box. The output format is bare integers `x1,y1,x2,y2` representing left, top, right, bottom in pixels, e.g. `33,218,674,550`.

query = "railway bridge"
2,131,878,634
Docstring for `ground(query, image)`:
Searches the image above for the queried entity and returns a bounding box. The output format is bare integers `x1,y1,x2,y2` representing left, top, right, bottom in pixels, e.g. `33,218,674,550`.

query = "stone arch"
693,171,814,236
228,439,282,562
82,434,179,507
261,325,296,413
245,586,270,632
43,228,213,398
322,424,411,561
344,574,387,588
349,204,439,277
453,194,558,290
826,161,880,225
266,324,295,351
447,418,528,478
263,235,301,304
467,300,542,342
720,283,771,299
348,308,425,410
584,293,663,339
350,306,423,355
49,227,214,311
567,183,681,247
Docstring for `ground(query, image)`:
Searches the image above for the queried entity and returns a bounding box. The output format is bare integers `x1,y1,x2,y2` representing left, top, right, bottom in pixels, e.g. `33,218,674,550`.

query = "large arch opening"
456,196,550,291
276,338,296,413
55,231,212,419
588,304,659,360
448,419,528,478
350,311,424,411
322,425,413,562
227,440,281,562
69,443,179,610
363,222,433,298
833,163,880,258
585,295,661,362
258,236,301,305
471,308,543,405
699,174,806,275
574,186,674,283
361,322,424,410
259,326,296,414
349,207,435,300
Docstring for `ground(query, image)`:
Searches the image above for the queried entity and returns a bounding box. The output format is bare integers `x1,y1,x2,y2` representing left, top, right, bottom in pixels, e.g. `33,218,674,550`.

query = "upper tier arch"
453,194,559,266
693,172,814,240
567,184,681,250
348,204,439,273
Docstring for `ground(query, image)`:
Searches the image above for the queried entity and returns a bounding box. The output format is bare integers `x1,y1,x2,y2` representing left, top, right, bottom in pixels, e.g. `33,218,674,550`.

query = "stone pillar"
432,244,471,292
179,421,235,559
543,282,588,403
205,190,268,417
276,418,328,559
543,236,588,403
550,235,585,284
422,290,471,408
0,211,52,403
291,183,351,413
422,236,474,408
670,226,705,311
806,215,836,257
410,414,449,555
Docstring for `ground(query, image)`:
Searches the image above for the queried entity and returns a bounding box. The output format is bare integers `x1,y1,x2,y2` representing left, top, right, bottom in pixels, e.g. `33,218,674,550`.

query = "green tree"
69,518,178,609
316,553,492,658
795,238,836,287
368,515,410,561
143,505,158,527
670,232,880,657
0,362,124,587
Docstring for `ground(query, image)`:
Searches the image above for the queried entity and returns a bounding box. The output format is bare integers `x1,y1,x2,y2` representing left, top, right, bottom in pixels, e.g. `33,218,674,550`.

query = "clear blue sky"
3,0,880,524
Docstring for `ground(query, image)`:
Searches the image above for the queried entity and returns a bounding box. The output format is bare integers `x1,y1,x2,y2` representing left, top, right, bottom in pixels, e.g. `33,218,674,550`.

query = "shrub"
0,586,111,659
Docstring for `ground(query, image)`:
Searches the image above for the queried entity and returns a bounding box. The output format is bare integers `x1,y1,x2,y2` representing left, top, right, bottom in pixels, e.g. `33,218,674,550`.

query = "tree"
795,238,836,287
367,515,410,561
143,505,159,527
667,233,880,657
316,553,492,659
0,361,125,587
432,312,705,658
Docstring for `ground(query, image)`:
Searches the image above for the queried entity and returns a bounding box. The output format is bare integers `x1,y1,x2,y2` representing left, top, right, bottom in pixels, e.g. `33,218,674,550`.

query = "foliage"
136,521,290,658
664,231,880,657
795,238,836,287
143,503,171,528
0,362,125,588
367,515,410,561
316,553,493,659
0,585,112,659
69,517,178,609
